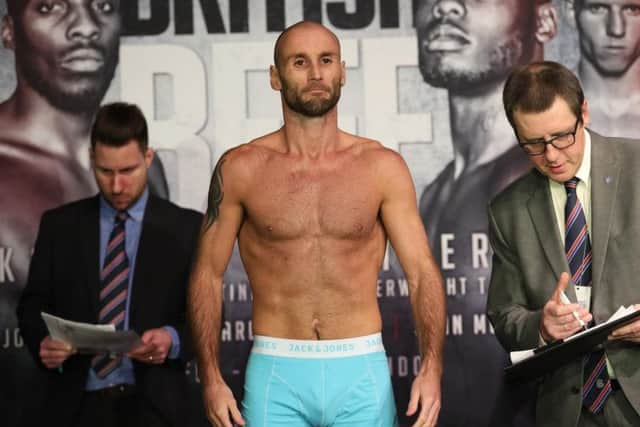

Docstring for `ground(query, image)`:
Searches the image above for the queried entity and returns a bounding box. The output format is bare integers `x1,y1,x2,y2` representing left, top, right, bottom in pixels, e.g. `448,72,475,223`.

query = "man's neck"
0,83,95,165
281,106,343,157
447,81,516,177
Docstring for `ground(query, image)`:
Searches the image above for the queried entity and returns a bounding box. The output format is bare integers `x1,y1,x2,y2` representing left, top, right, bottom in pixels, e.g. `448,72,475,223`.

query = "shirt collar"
100,187,149,223
575,128,591,184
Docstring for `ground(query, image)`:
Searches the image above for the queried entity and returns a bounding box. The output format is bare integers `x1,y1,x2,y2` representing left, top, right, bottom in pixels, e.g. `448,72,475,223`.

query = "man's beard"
17,45,118,114
419,34,532,94
281,79,341,117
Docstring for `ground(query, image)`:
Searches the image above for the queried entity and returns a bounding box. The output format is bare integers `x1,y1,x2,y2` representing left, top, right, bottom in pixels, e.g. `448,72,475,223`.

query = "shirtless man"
188,21,446,427
564,0,640,138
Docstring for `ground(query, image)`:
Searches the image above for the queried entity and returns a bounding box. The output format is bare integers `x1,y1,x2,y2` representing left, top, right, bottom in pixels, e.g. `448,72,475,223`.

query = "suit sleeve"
173,210,202,363
486,203,543,351
16,211,55,368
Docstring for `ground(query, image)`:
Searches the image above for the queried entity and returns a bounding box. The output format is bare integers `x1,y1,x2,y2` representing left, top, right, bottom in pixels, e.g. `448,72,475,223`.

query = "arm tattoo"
205,158,225,229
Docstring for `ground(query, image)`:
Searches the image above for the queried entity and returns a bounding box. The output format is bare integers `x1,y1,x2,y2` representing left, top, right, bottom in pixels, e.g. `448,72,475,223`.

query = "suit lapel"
589,131,620,289
527,172,571,293
83,196,102,320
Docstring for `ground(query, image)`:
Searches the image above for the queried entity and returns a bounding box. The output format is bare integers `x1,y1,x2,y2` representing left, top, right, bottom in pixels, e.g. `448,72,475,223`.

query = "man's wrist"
162,326,180,359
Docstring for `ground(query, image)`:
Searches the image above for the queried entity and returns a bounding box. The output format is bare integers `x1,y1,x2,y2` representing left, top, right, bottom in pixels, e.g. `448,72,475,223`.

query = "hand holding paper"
128,328,173,364
609,304,640,343
39,336,75,369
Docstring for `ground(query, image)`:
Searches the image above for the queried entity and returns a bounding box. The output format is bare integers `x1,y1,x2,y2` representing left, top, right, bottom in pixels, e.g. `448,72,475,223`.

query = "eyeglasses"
518,119,580,156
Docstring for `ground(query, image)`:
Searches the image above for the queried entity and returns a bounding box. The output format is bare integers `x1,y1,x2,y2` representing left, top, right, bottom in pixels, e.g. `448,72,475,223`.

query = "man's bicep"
197,150,248,276
379,162,433,278
197,200,244,279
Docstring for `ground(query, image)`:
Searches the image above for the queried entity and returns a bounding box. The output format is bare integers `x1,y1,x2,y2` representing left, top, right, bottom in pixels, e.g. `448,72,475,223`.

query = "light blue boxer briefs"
241,333,398,426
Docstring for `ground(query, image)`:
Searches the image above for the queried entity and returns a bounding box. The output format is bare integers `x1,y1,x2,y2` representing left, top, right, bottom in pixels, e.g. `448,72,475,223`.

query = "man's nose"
606,8,626,38
112,175,123,193
66,4,101,41
432,0,466,20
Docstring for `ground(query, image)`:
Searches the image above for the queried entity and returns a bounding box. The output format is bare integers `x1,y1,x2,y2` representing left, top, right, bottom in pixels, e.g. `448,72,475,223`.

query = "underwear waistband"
251,333,385,358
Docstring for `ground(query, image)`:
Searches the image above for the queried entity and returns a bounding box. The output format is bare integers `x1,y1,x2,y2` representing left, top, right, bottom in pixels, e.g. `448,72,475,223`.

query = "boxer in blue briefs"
188,21,447,427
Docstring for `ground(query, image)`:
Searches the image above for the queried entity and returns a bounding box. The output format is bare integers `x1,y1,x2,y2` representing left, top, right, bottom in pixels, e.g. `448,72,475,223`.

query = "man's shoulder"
593,131,640,153
148,195,202,222
345,135,404,166
39,196,98,226
590,131,640,174
215,139,269,179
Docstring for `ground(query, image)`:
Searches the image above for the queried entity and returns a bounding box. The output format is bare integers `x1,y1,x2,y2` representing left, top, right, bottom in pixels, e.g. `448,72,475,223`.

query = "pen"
560,291,587,330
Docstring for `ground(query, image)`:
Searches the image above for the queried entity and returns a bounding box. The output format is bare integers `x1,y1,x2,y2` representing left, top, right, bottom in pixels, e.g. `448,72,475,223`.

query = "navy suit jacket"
17,194,202,426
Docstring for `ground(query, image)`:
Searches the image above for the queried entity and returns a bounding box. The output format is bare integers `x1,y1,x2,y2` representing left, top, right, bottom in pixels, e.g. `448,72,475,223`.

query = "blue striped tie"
92,211,130,378
564,178,611,413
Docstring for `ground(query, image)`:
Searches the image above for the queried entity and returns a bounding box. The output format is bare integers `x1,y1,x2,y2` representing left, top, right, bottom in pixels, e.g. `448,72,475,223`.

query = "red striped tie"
92,211,130,378
564,178,611,414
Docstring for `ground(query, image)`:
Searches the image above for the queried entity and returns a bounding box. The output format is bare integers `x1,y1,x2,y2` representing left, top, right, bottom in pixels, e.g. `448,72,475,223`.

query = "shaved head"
273,21,341,71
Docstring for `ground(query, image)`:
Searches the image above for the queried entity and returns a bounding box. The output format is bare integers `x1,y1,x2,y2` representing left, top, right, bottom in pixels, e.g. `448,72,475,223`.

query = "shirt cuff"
162,326,180,359
538,332,549,347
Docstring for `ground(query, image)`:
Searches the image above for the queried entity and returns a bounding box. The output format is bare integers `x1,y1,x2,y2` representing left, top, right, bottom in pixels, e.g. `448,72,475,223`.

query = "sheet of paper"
510,349,536,364
565,305,638,342
41,312,142,354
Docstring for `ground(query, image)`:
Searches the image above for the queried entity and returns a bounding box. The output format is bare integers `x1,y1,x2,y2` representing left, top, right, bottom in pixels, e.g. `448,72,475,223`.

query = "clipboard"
505,308,640,382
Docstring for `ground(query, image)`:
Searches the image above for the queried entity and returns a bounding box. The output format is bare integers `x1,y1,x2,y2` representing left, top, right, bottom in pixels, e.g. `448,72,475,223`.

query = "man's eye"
94,1,116,14
37,2,64,14
623,5,640,15
587,5,608,14
294,59,305,66
322,57,332,64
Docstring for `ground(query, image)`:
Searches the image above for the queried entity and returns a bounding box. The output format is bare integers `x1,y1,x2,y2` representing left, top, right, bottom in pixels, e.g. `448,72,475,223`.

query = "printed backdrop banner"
1,1,638,426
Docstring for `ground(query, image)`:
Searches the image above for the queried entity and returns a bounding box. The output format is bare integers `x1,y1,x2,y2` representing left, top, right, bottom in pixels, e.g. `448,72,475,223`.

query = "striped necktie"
564,178,611,413
92,211,130,378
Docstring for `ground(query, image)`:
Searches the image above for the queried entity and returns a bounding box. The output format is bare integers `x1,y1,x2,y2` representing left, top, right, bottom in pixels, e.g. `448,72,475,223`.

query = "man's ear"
1,15,15,50
270,64,282,91
144,147,154,168
535,3,558,44
581,100,590,127
340,60,346,86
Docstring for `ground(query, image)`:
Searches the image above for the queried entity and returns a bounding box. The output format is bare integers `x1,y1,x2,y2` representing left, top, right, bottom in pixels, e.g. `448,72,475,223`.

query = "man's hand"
39,336,75,368
406,365,441,427
203,379,245,427
610,304,640,343
540,272,592,342
127,328,172,364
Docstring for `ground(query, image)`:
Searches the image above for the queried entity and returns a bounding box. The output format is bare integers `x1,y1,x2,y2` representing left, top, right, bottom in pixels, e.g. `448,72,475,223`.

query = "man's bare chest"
243,169,381,240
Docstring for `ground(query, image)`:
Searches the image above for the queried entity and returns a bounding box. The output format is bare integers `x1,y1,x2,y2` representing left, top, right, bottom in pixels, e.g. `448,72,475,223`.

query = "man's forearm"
410,269,445,375
188,269,225,386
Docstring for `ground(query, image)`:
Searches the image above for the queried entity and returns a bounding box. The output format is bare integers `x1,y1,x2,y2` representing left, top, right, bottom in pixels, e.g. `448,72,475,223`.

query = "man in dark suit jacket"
486,61,640,426
16,103,201,427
